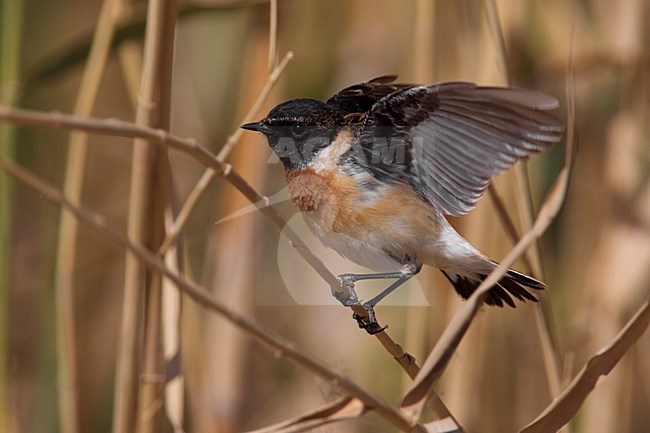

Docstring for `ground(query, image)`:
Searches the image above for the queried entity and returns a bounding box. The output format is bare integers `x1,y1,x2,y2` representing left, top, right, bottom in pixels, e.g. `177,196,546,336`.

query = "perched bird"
242,75,563,333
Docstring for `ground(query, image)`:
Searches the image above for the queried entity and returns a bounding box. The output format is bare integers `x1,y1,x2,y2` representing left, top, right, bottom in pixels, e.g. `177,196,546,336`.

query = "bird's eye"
291,122,307,137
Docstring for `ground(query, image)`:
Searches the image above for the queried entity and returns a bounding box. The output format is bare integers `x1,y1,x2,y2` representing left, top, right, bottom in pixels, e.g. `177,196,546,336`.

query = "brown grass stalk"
115,0,144,110
267,0,278,72
520,299,650,433
54,1,123,433
483,0,563,403
137,271,164,433
135,1,177,433
9,1,648,431
0,0,22,431
161,205,184,433
152,3,182,431
113,0,176,431
0,155,426,433
137,0,177,433
486,183,535,272
247,396,366,433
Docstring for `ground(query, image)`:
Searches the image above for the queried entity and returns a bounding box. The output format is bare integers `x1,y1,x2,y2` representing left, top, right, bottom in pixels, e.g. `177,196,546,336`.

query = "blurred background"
1,0,648,432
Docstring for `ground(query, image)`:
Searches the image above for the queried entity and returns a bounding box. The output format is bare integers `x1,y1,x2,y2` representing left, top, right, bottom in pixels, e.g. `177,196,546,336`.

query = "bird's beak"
241,121,263,132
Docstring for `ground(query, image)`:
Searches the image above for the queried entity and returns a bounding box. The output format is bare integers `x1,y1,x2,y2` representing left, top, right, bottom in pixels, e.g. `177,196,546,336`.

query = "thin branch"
158,51,293,254
484,0,511,86
0,155,424,433
247,396,366,433
217,51,293,161
520,300,650,433
486,183,535,272
267,0,278,73
483,0,563,403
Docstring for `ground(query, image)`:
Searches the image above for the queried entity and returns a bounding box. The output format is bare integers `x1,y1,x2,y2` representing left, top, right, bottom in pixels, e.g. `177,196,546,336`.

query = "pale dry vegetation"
0,1,648,433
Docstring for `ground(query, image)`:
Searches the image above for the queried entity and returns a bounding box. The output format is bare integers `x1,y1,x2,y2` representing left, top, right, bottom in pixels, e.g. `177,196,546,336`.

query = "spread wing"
326,75,415,116
352,83,564,216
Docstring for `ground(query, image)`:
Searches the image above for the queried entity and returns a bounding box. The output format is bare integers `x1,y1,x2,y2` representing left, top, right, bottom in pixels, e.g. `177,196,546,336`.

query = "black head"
241,98,343,169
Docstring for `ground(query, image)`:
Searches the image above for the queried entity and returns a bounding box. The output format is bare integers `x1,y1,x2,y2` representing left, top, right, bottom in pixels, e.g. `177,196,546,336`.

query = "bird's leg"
339,271,410,283
363,273,415,308
334,269,411,305
336,262,422,334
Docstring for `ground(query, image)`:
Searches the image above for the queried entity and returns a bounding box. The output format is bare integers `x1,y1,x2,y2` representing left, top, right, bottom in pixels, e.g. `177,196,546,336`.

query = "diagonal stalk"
483,0,563,404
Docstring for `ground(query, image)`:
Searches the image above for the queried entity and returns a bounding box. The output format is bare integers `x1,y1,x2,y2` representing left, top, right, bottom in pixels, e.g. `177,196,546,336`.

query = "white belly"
302,212,404,272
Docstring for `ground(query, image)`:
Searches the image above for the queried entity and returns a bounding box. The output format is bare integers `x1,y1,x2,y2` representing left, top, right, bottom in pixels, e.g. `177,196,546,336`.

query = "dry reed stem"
0,155,425,433
158,51,293,254
520,300,650,433
423,419,463,433
250,397,461,433
414,0,435,82
216,52,293,162
136,1,177,431
54,2,123,433
137,271,164,433
483,0,563,403
0,0,22,431
113,0,175,431
153,5,184,429
115,0,144,109
247,396,366,433
161,209,184,433
484,0,511,87
267,0,278,72
486,183,535,272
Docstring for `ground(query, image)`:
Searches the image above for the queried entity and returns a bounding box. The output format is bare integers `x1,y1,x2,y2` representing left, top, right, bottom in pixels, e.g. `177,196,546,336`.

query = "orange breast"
285,167,441,251
284,168,336,212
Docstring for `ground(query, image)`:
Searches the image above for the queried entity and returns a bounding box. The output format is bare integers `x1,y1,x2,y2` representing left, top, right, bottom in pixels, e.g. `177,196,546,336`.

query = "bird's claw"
336,274,387,334
352,305,387,335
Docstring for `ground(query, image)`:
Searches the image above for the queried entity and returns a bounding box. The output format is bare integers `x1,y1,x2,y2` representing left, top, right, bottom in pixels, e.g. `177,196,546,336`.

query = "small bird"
242,75,563,333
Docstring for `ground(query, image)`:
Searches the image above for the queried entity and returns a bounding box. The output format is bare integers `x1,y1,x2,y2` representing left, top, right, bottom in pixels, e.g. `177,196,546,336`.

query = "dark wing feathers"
446,86,561,110
326,75,415,116
346,82,563,216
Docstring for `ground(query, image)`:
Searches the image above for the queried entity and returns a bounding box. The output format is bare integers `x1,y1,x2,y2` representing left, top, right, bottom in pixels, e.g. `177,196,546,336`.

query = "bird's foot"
335,274,387,334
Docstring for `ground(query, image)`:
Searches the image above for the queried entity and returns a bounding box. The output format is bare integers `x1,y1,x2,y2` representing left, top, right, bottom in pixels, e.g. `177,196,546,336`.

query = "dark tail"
440,267,545,308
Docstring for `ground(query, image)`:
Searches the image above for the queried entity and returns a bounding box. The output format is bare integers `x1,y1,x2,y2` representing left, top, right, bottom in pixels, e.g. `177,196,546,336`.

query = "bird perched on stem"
242,75,563,334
